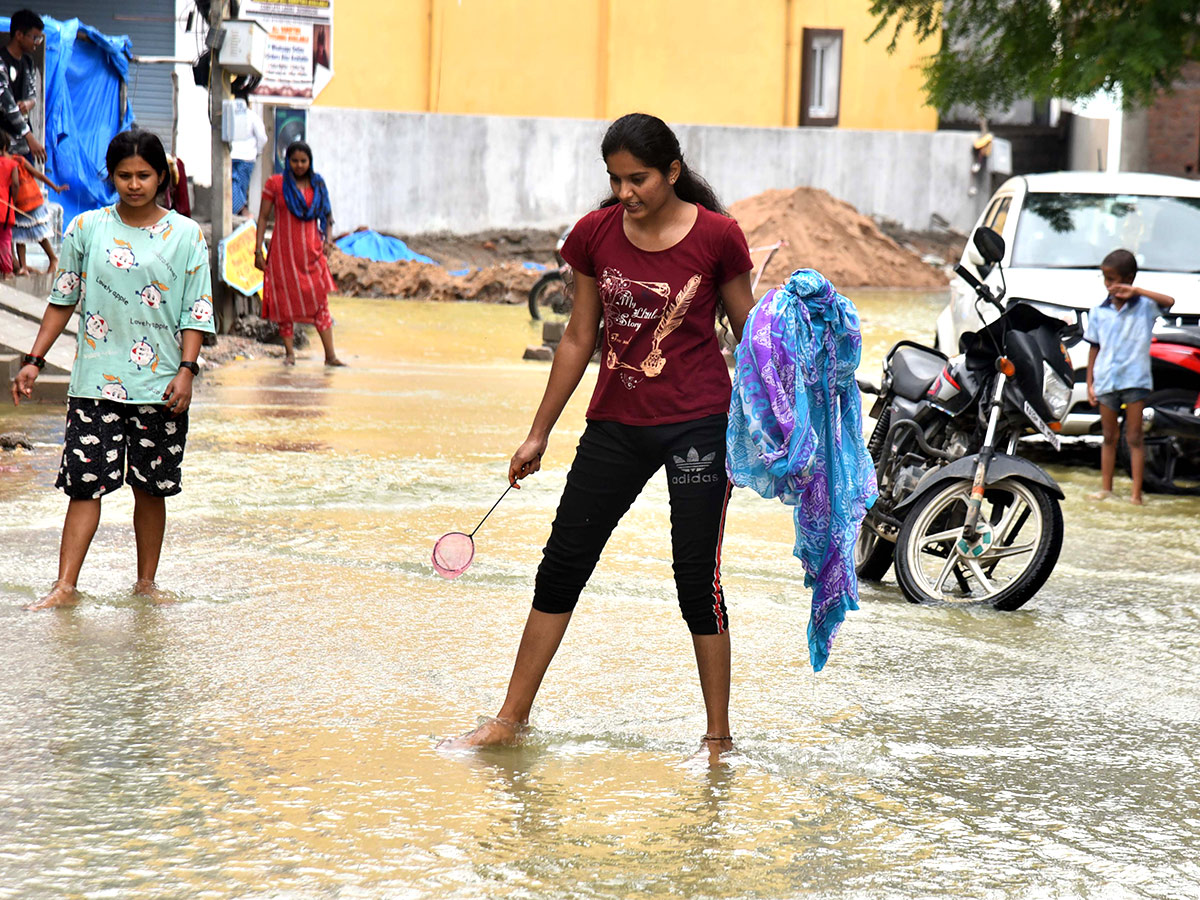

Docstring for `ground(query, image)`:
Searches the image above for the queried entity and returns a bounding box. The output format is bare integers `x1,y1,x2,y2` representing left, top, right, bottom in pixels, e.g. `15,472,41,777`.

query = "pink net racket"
432,483,517,579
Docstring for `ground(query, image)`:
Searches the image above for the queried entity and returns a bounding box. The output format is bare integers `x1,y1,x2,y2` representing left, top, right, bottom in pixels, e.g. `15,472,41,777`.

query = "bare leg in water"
281,331,295,365
692,630,733,762
318,326,345,366
441,609,572,747
26,498,101,610
131,488,172,603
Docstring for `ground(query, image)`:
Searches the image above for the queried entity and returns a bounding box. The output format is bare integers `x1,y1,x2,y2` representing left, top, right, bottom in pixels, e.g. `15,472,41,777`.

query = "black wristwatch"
21,354,45,370
178,361,200,375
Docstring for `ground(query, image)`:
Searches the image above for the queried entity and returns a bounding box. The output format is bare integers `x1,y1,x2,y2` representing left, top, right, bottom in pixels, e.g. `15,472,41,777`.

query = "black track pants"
532,414,732,634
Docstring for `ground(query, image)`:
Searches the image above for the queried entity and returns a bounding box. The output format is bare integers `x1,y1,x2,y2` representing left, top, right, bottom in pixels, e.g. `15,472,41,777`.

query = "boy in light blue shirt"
1084,249,1174,504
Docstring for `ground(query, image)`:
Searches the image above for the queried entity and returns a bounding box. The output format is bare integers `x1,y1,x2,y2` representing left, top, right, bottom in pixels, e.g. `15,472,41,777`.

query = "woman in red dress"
254,141,344,366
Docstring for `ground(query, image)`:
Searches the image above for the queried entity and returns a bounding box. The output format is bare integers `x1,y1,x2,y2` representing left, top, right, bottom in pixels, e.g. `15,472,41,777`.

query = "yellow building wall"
315,0,429,111
602,0,787,127
316,0,937,132
431,0,603,118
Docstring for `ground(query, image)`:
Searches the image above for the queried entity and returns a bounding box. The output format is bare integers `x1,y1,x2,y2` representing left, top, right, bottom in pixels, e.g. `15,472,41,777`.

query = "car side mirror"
965,244,985,267
973,227,1006,265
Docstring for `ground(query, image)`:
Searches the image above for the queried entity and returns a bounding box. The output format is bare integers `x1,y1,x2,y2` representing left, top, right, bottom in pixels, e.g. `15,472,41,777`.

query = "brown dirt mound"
329,249,542,303
729,187,949,291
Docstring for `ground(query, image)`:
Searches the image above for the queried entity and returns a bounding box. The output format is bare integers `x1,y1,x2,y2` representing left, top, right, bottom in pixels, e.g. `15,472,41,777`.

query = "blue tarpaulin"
1,15,134,226
336,229,436,264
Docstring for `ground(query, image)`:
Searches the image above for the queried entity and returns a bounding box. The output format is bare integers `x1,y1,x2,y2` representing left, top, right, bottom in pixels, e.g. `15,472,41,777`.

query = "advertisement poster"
219,221,264,296
242,0,333,105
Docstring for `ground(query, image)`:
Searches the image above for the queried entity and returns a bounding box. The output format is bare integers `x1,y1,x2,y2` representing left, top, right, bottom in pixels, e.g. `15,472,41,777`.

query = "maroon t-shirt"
561,203,753,426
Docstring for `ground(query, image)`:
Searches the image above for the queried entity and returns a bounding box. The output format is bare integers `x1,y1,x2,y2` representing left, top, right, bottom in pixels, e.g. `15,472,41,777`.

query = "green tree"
869,0,1200,111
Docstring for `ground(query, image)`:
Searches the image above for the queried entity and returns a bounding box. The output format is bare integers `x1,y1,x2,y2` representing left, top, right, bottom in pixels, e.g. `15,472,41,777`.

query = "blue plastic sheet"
336,229,436,264
9,15,136,226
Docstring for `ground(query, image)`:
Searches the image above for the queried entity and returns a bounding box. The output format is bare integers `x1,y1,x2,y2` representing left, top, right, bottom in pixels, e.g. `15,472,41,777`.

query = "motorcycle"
856,226,1081,610
528,228,573,321
1133,323,1200,492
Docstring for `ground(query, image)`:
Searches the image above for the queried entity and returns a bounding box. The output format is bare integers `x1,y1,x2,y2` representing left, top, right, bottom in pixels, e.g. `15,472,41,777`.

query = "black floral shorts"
55,398,190,500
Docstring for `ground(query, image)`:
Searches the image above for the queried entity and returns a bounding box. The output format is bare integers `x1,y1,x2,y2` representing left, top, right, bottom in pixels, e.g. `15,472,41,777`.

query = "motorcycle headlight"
1042,361,1072,421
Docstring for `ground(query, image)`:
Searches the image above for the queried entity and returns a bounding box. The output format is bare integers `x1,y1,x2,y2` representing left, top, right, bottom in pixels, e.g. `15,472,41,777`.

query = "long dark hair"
105,129,170,189
599,113,726,215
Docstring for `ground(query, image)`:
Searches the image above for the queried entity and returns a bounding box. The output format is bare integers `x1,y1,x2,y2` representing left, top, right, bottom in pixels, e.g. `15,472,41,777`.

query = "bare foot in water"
1087,490,1113,501
133,579,175,605
25,581,79,611
438,716,528,749
283,355,296,366
694,735,734,765
324,357,347,367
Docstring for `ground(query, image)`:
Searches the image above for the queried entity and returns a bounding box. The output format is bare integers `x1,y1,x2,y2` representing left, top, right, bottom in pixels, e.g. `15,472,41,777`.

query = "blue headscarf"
281,141,331,236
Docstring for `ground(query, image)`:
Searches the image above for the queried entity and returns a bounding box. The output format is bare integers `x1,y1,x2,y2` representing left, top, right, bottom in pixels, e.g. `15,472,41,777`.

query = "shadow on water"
1,294,1199,898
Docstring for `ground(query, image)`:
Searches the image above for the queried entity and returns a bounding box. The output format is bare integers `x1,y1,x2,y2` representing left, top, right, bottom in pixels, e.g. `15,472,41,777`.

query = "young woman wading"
444,113,756,761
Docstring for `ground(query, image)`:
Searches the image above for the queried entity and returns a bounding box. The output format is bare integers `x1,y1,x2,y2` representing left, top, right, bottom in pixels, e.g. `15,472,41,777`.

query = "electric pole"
208,0,232,332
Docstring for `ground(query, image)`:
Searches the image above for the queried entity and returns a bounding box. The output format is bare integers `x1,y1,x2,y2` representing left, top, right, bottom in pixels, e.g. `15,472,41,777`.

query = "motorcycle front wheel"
894,477,1063,610
528,272,571,322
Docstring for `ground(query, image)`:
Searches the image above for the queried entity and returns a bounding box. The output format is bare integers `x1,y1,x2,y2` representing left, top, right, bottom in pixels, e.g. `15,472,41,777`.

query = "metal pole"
208,0,233,333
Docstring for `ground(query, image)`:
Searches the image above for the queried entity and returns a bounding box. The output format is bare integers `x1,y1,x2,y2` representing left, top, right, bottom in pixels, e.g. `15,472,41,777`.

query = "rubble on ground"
329,248,542,302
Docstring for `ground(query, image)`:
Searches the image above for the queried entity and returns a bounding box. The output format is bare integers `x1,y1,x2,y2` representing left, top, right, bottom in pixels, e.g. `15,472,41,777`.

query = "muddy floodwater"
1,292,1198,899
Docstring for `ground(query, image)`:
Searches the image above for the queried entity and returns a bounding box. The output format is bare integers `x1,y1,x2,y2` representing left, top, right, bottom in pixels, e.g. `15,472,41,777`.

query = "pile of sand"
729,187,949,290
329,249,541,303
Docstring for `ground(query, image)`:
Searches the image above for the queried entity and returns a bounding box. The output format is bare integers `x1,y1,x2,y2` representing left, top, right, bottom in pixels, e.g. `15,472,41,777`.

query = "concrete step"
0,277,68,330
0,307,74,374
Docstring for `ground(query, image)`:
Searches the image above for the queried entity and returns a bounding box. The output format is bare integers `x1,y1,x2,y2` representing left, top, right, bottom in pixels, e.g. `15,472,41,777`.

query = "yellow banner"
219,220,264,296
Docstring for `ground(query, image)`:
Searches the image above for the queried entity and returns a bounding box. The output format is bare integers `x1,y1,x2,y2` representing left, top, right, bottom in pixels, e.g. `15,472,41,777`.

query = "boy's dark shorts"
1097,387,1151,410
55,398,189,500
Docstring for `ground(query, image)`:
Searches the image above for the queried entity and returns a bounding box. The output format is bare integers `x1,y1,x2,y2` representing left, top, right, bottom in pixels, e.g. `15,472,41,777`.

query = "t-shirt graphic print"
599,268,703,391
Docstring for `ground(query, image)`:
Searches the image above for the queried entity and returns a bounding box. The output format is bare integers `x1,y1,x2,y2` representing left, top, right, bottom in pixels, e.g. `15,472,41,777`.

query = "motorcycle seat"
1154,326,1200,351
891,344,948,401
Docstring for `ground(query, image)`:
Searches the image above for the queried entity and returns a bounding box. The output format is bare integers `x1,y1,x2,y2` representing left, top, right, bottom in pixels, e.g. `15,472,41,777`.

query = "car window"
981,198,1004,232
1012,192,1200,272
990,197,1011,234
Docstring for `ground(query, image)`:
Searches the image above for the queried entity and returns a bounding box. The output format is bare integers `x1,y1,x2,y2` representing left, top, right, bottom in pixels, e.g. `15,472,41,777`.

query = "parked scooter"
856,227,1081,610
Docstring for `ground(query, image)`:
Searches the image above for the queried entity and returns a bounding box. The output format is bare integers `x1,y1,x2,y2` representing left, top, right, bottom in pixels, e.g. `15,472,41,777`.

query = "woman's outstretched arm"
509,272,602,484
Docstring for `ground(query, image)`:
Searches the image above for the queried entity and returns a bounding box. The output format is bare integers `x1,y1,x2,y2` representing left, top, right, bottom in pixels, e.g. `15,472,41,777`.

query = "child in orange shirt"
12,152,68,275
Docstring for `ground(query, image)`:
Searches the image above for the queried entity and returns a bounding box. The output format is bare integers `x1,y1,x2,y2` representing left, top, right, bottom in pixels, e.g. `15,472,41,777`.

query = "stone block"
541,320,566,344
523,345,554,361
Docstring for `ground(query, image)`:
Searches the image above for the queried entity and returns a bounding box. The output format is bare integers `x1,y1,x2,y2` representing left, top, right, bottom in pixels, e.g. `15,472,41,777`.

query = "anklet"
701,735,733,742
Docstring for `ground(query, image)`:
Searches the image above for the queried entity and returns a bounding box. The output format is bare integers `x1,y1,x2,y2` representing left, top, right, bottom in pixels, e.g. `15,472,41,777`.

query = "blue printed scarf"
282,167,332,237
726,269,878,672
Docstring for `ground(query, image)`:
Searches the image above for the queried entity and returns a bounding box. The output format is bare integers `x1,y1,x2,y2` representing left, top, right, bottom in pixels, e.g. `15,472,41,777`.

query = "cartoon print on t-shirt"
145,219,173,240
84,312,108,349
189,295,214,325
99,374,128,401
106,238,138,270
129,337,159,372
138,281,169,309
598,267,701,387
54,270,81,297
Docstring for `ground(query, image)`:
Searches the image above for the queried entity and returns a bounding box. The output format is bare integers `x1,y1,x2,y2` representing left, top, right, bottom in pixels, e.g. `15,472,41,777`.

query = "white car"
935,171,1200,435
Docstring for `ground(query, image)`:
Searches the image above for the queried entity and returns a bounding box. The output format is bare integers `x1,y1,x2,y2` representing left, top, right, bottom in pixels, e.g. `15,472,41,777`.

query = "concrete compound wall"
307,109,985,235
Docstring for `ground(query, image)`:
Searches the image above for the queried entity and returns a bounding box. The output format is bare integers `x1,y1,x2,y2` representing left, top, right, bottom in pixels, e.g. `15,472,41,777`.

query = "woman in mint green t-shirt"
10,130,215,611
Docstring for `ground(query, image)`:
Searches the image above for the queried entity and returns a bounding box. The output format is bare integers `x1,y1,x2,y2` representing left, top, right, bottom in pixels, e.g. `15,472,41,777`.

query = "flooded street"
1,293,1198,899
